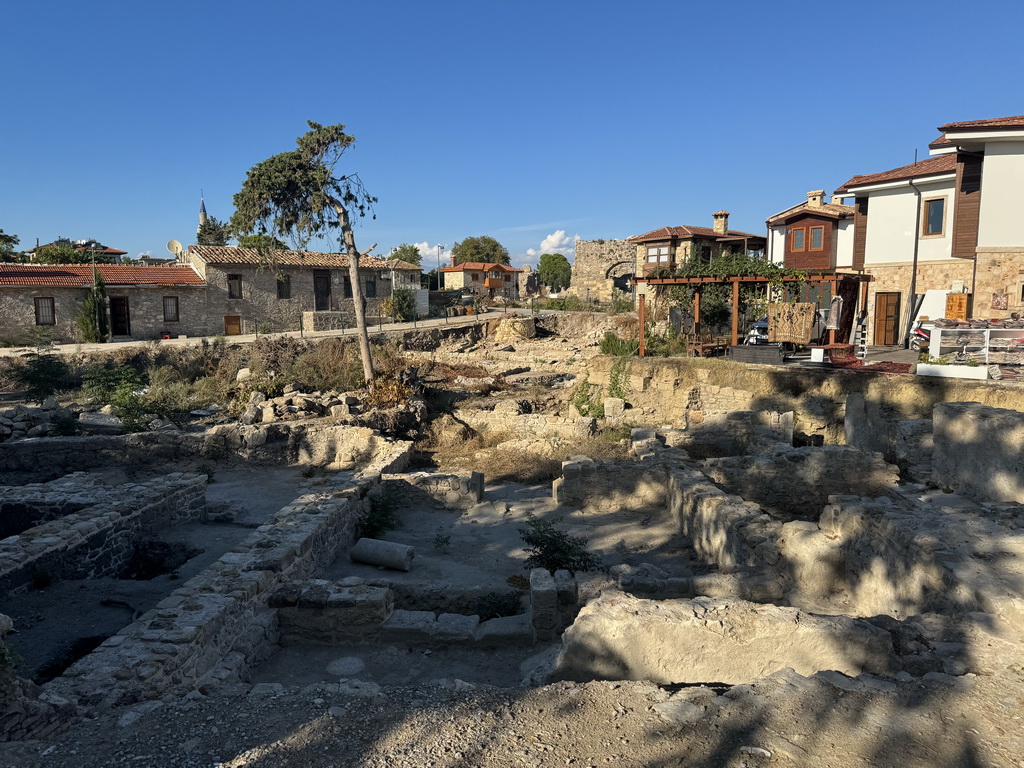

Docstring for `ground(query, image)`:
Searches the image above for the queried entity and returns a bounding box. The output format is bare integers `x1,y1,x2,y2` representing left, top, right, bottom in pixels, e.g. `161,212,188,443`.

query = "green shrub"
518,515,600,575
607,358,631,399
13,348,72,403
570,378,604,418
109,382,150,432
49,410,79,436
608,293,633,315
82,365,144,403
381,288,417,322
599,331,639,357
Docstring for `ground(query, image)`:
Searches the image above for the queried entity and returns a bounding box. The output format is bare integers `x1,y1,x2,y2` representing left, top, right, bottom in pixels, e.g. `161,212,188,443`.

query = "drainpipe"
904,178,923,348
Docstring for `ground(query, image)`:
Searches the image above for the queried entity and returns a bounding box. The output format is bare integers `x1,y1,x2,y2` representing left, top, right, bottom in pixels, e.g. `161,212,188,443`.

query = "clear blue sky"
2,0,1022,269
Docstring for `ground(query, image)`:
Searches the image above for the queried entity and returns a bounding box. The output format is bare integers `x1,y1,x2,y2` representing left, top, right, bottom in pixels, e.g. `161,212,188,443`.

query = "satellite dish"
166,239,183,256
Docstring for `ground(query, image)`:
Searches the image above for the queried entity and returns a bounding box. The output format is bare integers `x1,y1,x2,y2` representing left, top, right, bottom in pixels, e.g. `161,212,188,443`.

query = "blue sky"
2,0,1022,269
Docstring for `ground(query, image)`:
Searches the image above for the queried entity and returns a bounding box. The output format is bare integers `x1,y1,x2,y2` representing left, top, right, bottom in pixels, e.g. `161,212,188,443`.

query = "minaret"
198,196,208,235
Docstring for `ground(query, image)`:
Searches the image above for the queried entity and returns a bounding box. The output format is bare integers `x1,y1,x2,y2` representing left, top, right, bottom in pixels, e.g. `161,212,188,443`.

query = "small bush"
82,365,144,403
49,410,78,436
13,348,72,403
381,288,417,322
519,515,600,575
599,331,639,357
357,490,401,539
570,378,604,418
362,377,410,409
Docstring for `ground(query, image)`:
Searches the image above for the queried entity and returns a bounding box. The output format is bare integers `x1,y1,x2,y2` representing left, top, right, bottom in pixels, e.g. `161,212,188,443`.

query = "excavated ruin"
2,313,1024,765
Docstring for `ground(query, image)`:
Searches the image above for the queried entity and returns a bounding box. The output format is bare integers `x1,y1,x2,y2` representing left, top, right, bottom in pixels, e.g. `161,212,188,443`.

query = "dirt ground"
2,665,1023,768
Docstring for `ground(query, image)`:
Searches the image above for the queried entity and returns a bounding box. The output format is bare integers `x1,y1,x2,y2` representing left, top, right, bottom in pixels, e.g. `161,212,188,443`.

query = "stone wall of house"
0,474,207,598
300,300,388,332
974,250,1024,318
568,240,636,303
0,286,210,344
933,402,1024,503
863,261,974,342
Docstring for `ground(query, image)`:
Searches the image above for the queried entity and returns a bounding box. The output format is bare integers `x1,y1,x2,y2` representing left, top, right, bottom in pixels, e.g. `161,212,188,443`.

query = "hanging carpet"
767,302,817,344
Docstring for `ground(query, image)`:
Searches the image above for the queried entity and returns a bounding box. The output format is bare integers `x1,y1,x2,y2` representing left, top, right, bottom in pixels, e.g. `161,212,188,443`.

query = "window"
809,227,824,251
364,277,377,298
791,228,806,251
276,275,291,300
162,296,179,322
472,273,479,282
343,277,353,298
647,246,669,263
227,274,242,299
923,198,946,237
34,297,55,325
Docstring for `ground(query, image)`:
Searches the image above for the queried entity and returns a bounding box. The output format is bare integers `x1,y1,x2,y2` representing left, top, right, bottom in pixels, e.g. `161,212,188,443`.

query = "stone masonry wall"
0,474,207,599
933,402,1024,503
702,447,900,520
568,240,637,303
553,459,667,512
453,407,596,441
45,487,367,708
381,472,485,510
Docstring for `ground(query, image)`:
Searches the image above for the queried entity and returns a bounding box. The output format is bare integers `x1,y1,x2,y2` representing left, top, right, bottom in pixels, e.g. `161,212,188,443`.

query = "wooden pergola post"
731,279,740,346
638,293,646,357
693,290,701,333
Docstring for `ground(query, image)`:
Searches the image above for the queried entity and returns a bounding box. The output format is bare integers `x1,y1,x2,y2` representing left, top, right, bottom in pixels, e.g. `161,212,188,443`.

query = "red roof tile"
929,134,953,148
627,225,762,242
440,262,522,273
0,264,205,287
834,153,957,194
938,115,1024,131
767,201,855,225
188,245,389,269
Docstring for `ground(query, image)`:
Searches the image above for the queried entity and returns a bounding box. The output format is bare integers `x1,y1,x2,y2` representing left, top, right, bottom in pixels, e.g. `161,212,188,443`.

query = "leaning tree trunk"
335,202,375,385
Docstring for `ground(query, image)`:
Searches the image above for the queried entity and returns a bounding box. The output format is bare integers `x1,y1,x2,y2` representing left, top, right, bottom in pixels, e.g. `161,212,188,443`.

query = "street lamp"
437,244,445,290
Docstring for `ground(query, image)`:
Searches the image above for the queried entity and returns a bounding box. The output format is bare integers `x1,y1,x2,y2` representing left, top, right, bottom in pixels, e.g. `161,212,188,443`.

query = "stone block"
476,614,534,647
381,610,437,643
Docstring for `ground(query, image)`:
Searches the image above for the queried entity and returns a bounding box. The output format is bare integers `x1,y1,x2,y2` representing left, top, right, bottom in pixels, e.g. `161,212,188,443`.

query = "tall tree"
538,253,572,291
451,236,509,265
230,121,378,384
237,233,289,250
76,272,109,342
0,229,22,262
389,243,422,266
197,216,232,246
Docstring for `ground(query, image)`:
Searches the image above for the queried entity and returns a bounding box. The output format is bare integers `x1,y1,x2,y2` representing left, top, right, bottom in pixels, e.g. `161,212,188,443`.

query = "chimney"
806,190,825,208
712,210,730,235
450,253,457,267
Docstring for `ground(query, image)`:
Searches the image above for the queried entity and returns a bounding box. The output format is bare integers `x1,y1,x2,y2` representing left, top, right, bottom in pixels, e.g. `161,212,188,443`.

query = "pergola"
631,272,873,355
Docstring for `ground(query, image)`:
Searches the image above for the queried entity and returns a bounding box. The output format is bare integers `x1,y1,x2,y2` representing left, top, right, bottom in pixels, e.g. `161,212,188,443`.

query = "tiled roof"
834,153,957,194
929,134,953,148
440,261,522,273
0,264,205,287
188,245,390,270
27,240,127,256
939,115,1024,131
381,259,423,271
627,225,762,242
767,201,855,225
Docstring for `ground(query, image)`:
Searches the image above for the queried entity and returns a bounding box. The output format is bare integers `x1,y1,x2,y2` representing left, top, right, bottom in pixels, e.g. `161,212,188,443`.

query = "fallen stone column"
349,538,415,571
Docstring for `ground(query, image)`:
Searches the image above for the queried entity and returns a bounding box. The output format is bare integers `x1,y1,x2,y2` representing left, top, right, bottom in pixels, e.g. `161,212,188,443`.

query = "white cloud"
413,241,451,268
526,230,578,260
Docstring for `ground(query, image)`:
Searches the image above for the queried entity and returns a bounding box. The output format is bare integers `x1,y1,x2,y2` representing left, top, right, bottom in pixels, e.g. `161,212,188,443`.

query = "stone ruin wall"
553,459,667,512
568,240,637,303
933,402,1024,503
0,474,207,598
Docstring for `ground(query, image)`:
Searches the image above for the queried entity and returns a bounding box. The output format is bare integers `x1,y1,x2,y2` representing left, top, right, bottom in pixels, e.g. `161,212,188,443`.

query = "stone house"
0,263,207,342
819,114,1024,345
185,245,399,335
628,211,767,278
440,260,521,300
568,239,636,303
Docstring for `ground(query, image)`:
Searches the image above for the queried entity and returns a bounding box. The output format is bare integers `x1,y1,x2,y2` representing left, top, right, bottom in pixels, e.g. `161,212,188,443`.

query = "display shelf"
929,328,1024,366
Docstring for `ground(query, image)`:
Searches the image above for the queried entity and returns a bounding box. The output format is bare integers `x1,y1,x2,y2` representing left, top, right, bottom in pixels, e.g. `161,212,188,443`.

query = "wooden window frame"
227,273,243,300
364,277,377,298
162,296,179,322
276,274,291,300
34,296,56,326
922,197,947,238
809,226,824,251
791,227,806,252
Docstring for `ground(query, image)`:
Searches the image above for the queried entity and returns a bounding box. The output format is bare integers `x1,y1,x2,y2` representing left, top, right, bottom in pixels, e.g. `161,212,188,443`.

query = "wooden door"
313,270,332,311
110,297,131,336
873,292,901,346
224,315,242,336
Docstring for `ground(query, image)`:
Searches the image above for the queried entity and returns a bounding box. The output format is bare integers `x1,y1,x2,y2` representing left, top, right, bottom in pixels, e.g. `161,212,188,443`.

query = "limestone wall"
553,459,666,512
933,402,1024,503
702,447,900,519
45,487,365,708
381,472,484,509
453,407,596,441
568,240,637,303
682,410,794,456
0,474,206,598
